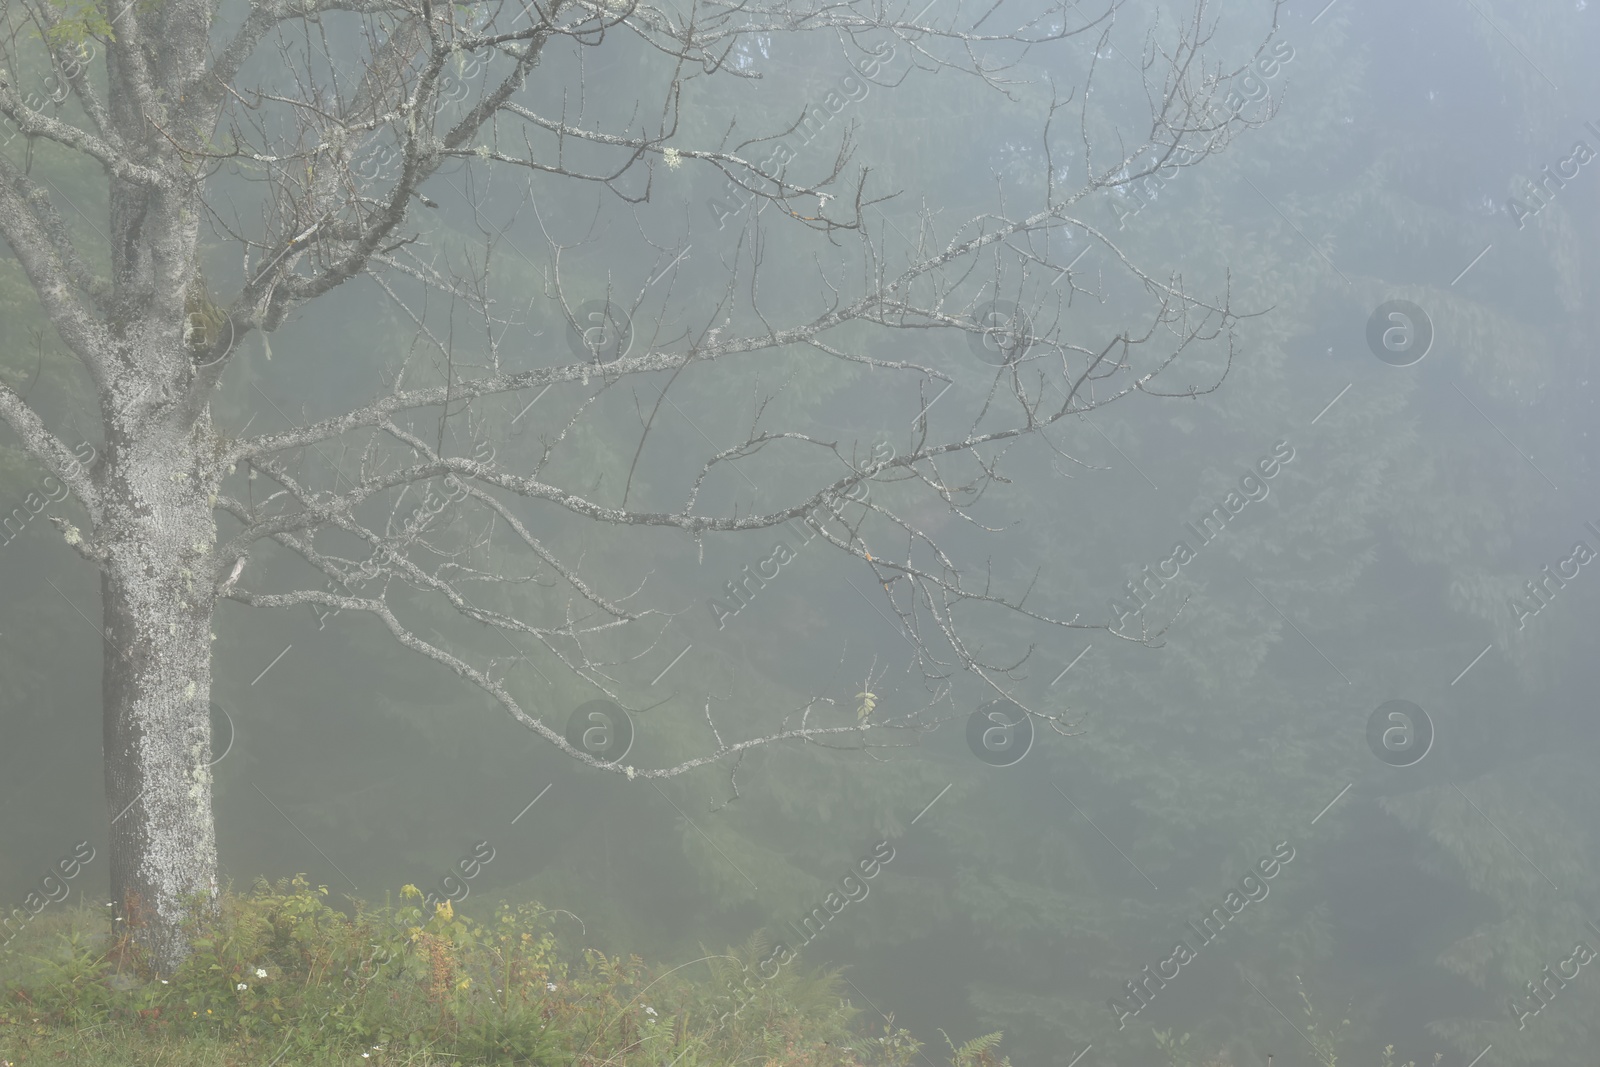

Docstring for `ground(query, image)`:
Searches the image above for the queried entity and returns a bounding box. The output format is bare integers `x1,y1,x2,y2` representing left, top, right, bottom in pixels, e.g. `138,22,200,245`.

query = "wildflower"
547,981,557,992
255,967,268,978
237,982,248,991
160,979,168,984
644,1005,657,1016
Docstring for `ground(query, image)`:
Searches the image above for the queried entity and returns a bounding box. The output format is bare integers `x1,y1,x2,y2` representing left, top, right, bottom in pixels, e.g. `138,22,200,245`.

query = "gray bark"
100,425,223,972
0,0,224,971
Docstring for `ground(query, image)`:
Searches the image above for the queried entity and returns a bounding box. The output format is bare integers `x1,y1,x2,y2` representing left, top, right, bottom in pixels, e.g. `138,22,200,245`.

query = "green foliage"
0,876,1003,1066
40,2,115,47
940,1028,1008,1067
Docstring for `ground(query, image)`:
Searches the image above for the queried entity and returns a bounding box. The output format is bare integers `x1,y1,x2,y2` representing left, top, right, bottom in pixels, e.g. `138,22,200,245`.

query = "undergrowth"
0,875,1010,1067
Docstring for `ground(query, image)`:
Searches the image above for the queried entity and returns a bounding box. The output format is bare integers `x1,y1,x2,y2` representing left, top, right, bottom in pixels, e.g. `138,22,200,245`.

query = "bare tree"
0,0,1279,970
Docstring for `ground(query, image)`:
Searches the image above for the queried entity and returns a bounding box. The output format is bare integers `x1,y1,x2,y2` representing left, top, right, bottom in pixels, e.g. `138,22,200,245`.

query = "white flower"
236,982,248,991
644,1005,657,1016
160,979,168,984
255,968,268,978
547,981,557,992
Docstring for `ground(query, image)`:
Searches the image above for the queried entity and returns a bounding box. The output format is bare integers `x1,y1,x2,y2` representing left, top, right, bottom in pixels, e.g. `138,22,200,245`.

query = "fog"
4,0,1600,1063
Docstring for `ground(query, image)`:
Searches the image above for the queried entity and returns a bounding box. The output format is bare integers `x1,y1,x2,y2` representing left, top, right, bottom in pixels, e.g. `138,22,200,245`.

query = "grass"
0,875,1003,1067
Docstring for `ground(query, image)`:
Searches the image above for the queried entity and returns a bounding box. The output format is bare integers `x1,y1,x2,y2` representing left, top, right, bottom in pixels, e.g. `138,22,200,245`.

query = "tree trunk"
99,426,221,974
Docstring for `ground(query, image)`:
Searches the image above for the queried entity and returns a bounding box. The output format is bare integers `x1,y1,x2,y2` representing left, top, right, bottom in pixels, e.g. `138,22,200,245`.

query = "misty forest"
1,0,1598,1064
